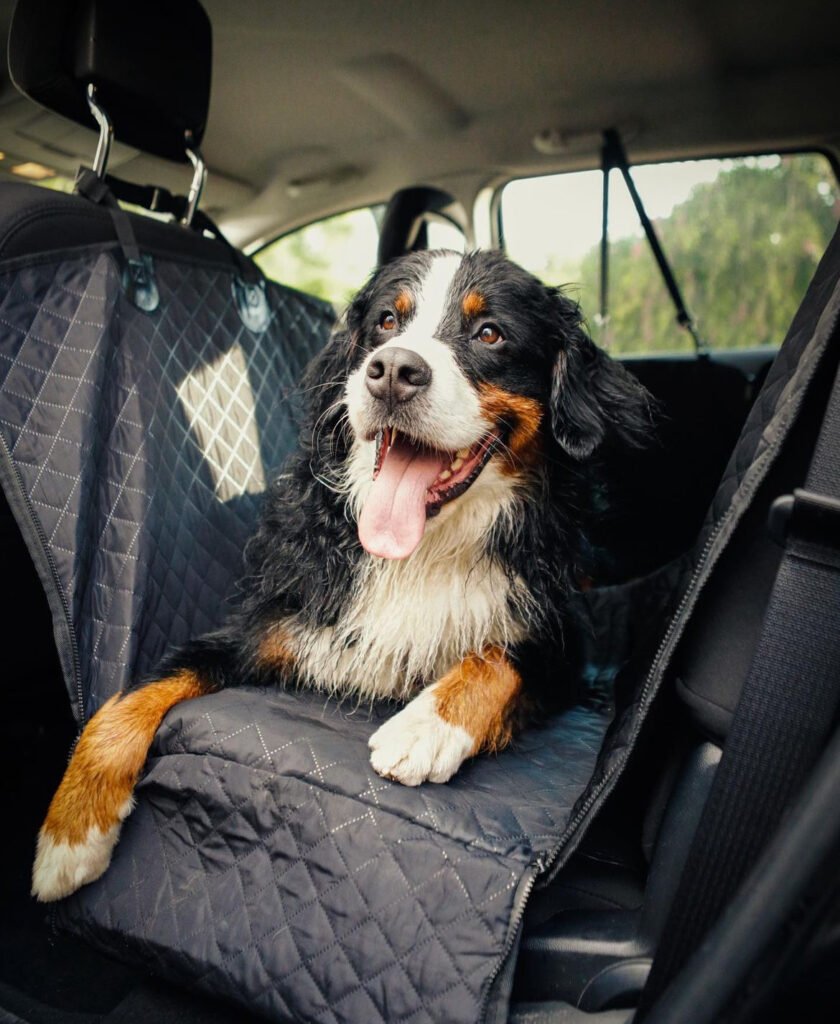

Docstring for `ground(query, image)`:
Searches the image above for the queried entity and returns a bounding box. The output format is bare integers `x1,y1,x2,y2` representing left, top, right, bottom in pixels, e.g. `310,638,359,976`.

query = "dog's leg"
32,670,215,902
368,645,522,785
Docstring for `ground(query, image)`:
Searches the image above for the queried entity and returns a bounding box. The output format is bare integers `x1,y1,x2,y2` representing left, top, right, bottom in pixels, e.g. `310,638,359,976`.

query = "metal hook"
86,83,113,180
182,131,207,227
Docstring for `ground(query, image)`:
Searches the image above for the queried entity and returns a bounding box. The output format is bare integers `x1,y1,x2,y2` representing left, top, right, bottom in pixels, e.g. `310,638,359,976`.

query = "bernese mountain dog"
32,249,649,902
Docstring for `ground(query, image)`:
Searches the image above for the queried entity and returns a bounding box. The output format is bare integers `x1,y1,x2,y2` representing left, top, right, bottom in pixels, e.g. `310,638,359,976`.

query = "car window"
254,206,383,308
425,214,467,252
501,154,839,355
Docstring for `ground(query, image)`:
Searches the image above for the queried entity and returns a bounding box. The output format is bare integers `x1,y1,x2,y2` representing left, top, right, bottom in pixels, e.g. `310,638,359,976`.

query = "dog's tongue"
358,437,446,559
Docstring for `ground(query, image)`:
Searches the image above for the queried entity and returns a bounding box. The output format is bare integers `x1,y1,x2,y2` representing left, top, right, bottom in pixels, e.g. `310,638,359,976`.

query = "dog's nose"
366,347,432,406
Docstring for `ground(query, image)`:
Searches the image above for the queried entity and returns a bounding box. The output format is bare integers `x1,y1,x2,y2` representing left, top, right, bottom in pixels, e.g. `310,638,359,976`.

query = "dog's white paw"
31,798,133,902
369,687,475,785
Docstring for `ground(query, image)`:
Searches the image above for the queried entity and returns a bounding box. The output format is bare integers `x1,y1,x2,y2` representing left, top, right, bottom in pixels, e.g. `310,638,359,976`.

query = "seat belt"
601,130,709,356
599,140,610,336
637,349,840,1017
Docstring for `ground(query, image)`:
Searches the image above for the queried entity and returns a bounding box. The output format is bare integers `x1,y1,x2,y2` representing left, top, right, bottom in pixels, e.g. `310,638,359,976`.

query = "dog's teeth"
450,458,464,472
455,448,469,459
391,427,398,446
438,470,452,482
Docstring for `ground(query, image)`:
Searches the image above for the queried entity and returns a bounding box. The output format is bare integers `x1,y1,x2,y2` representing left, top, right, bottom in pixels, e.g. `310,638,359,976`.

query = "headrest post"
181,131,207,227
86,83,113,180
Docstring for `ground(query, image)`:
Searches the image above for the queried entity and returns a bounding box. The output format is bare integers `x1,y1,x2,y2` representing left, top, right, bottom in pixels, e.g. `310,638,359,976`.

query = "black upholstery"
8,0,211,162
0,180,240,265
591,356,760,583
674,339,840,741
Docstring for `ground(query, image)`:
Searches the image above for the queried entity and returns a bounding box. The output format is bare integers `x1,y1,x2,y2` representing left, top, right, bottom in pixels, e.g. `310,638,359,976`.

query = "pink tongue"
358,438,447,559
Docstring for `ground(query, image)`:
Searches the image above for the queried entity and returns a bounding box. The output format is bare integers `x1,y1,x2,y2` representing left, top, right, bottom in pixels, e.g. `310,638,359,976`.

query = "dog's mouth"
358,426,500,560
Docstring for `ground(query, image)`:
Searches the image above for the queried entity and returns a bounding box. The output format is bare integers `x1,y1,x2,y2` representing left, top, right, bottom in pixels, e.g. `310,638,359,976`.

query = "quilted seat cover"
68,691,612,1024
0,239,332,718
1,182,839,1024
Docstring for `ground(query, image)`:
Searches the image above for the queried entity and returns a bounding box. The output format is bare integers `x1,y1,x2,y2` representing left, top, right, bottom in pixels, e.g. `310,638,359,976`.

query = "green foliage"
541,156,839,354
254,207,381,309
13,172,75,194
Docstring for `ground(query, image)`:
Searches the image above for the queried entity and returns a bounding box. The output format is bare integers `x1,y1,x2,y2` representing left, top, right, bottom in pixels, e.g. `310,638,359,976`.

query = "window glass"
425,215,466,252
501,154,839,354
254,206,383,307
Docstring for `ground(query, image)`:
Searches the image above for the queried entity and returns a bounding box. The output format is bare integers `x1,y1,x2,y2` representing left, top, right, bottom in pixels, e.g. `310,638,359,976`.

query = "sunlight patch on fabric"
177,344,266,501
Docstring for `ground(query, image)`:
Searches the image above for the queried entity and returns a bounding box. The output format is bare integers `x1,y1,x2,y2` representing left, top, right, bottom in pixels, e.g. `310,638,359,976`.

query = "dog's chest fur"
286,467,531,700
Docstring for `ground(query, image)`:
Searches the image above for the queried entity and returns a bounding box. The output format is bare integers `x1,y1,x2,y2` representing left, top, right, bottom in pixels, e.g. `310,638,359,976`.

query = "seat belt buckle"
768,488,840,549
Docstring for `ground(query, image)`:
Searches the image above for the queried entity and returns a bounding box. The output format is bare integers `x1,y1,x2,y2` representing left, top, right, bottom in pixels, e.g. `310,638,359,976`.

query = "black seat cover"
0,182,334,716
591,357,753,583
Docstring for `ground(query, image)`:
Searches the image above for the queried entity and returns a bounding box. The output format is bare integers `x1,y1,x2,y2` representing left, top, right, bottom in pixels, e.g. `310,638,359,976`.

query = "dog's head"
321,249,649,559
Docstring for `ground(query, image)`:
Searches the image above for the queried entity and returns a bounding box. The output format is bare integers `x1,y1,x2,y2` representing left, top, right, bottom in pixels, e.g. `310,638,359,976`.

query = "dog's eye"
476,323,504,345
378,312,397,331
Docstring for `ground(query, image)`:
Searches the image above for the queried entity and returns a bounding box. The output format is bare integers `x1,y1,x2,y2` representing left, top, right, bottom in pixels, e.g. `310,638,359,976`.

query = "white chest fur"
287,461,531,700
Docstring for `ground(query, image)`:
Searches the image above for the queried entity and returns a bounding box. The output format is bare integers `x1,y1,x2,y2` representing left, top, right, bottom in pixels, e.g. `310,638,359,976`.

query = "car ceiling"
0,0,838,247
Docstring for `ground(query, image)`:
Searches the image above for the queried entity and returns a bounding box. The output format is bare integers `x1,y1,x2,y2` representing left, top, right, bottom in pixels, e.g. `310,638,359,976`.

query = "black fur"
549,305,651,460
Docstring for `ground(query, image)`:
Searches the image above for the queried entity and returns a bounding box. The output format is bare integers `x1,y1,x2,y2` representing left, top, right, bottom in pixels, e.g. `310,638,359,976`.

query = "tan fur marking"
394,290,413,317
478,383,543,469
434,646,523,754
40,671,212,845
256,625,296,677
462,290,487,318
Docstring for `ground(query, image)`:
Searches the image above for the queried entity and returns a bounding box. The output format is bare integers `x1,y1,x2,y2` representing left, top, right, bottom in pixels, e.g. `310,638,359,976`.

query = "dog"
31,248,649,902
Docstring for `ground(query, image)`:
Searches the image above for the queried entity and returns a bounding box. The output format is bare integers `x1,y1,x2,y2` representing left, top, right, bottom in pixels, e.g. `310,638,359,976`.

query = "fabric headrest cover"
8,0,211,164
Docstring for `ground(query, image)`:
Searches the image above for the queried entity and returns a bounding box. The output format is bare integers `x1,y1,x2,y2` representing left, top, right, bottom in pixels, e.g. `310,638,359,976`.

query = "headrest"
377,186,466,266
8,0,212,164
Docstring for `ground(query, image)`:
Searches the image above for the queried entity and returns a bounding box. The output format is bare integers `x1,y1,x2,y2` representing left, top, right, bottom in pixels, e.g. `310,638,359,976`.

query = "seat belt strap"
637,351,840,1016
602,130,708,355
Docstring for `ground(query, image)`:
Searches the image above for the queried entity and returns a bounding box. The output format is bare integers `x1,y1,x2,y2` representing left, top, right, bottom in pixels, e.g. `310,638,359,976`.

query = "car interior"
1,1,839,1023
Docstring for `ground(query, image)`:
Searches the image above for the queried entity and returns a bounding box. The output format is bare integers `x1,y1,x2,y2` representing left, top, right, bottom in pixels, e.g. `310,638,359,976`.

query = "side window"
254,206,383,308
501,154,839,354
424,214,467,252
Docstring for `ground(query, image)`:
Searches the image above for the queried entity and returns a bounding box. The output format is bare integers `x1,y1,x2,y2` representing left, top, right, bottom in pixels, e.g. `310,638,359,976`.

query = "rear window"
501,153,839,355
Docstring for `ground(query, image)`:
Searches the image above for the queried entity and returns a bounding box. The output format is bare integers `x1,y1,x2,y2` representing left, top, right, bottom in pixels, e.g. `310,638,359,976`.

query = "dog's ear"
549,297,651,460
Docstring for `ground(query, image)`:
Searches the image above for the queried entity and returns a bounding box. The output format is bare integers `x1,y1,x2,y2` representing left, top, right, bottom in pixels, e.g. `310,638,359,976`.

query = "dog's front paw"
31,797,133,902
369,687,475,785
